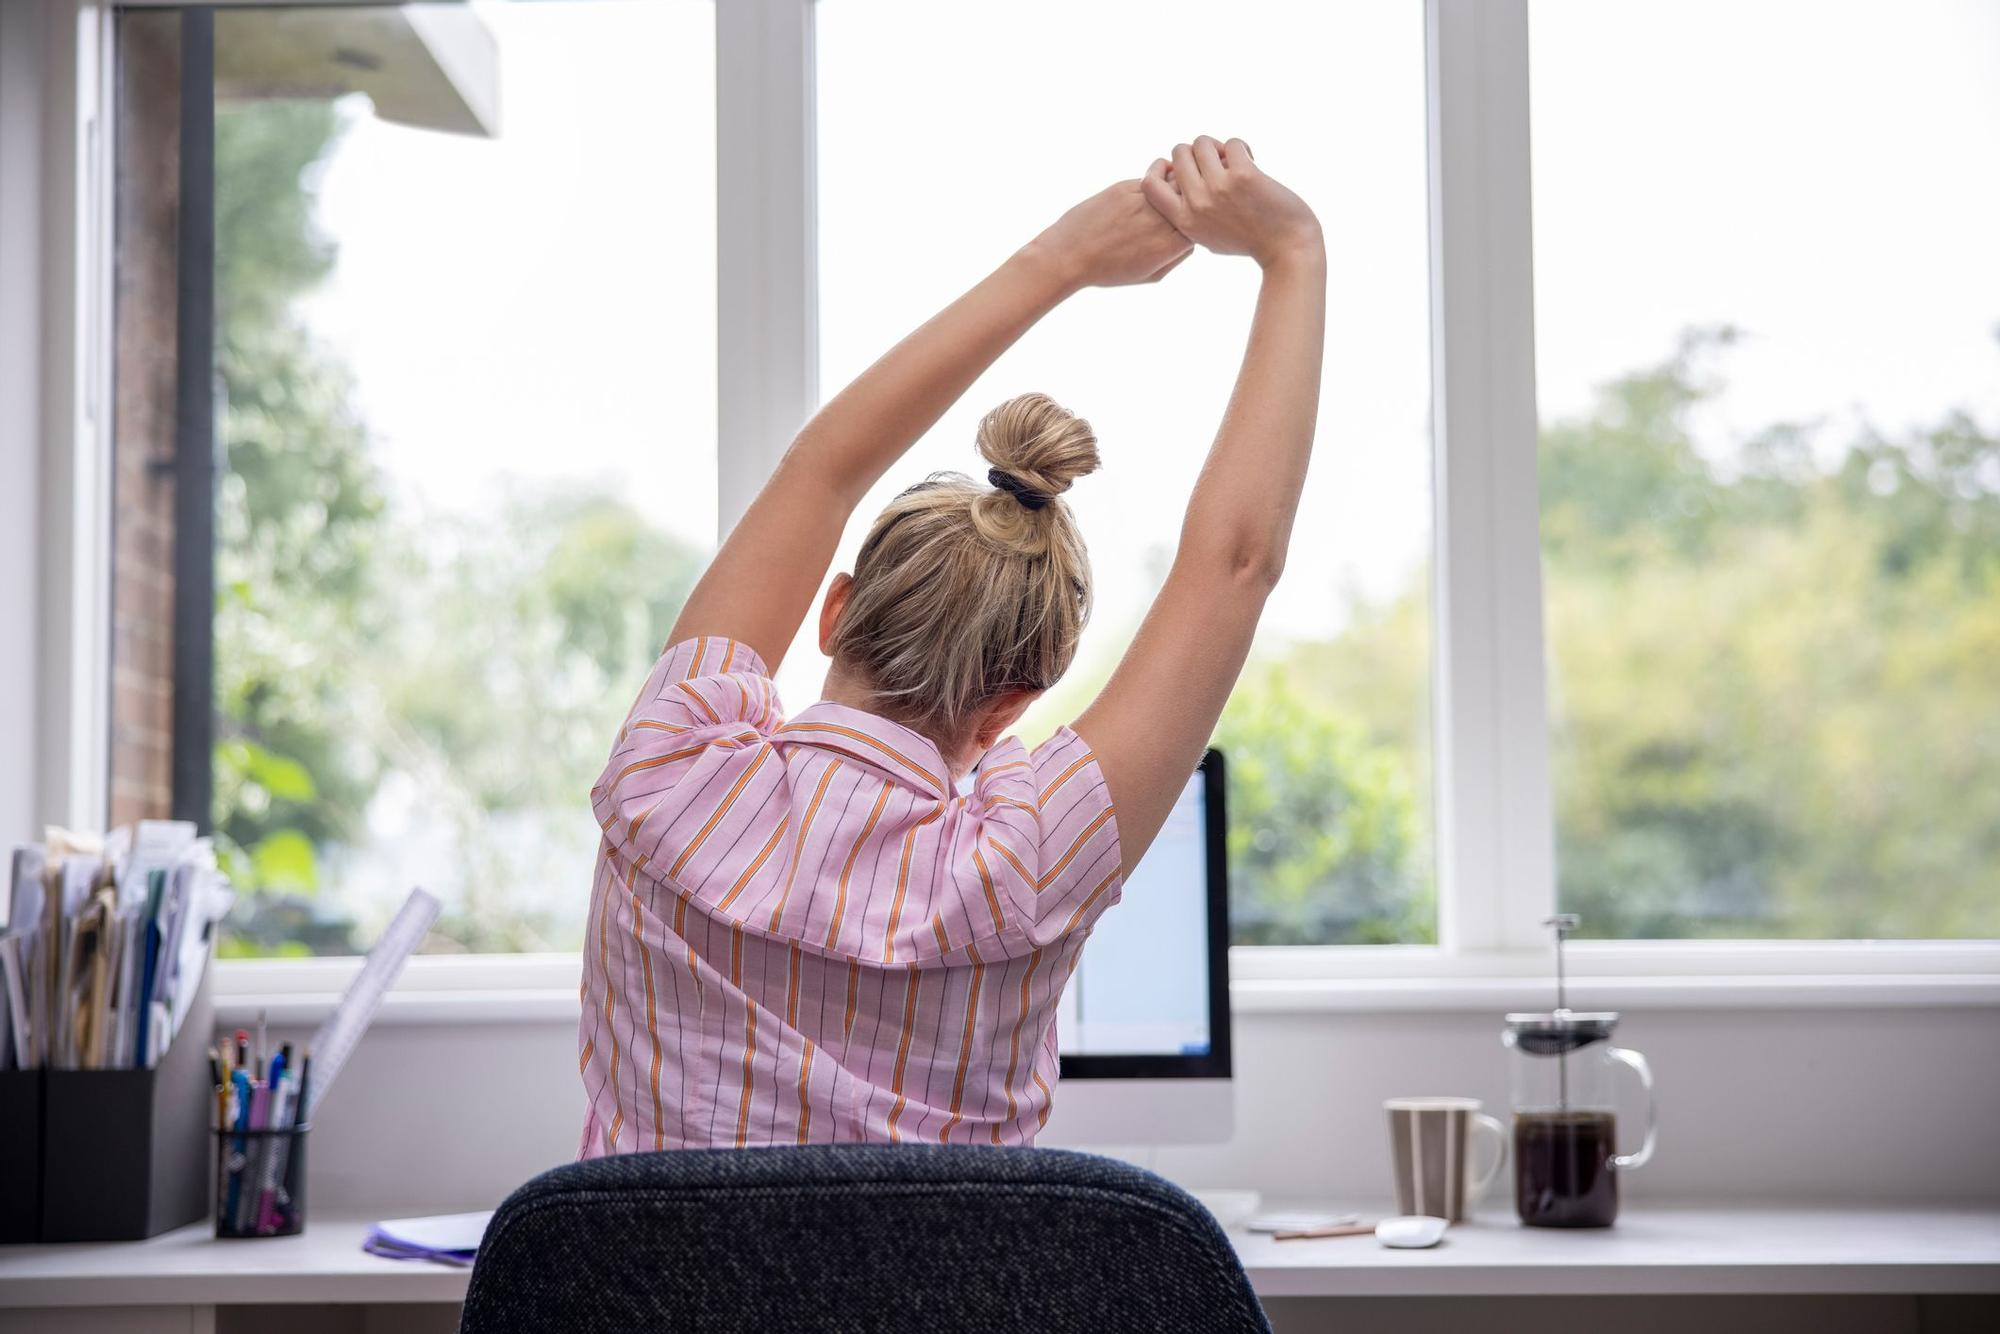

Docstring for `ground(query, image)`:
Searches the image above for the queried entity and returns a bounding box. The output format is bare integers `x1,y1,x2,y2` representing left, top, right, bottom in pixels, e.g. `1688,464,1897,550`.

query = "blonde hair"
830,392,1099,743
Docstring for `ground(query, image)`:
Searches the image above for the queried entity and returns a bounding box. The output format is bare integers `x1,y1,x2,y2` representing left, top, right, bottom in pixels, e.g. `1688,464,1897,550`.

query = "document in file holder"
305,888,439,1122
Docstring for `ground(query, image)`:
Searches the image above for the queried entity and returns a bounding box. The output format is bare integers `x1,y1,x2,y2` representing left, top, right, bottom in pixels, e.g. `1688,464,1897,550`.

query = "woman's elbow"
1232,544,1287,593
1183,527,1288,594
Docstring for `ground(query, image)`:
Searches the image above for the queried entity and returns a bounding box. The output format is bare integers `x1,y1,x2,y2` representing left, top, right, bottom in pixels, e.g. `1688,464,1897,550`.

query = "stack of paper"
0,822,235,1072
363,1211,493,1267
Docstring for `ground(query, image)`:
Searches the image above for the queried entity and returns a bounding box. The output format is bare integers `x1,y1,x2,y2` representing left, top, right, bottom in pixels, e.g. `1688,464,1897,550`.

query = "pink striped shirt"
578,636,1122,1157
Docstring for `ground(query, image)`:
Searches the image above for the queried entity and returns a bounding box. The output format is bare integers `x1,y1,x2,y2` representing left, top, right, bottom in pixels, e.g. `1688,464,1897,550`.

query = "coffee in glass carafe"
1502,916,1657,1228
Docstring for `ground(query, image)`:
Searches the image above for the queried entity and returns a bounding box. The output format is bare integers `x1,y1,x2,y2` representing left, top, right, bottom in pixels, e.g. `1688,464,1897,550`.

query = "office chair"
460,1143,1271,1333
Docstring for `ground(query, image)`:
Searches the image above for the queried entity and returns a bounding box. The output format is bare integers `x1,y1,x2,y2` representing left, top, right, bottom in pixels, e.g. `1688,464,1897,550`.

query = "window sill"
212,944,2000,1028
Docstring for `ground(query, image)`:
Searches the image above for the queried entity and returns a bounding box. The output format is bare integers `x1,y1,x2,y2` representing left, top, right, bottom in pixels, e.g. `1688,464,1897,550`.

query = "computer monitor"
1043,748,1232,1145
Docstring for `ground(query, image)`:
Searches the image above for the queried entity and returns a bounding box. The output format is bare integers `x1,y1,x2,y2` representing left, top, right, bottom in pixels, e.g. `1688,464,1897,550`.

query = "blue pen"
225,1068,253,1225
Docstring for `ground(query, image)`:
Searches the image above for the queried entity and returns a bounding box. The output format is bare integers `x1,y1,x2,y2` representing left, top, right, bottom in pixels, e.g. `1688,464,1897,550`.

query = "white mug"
1385,1096,1507,1222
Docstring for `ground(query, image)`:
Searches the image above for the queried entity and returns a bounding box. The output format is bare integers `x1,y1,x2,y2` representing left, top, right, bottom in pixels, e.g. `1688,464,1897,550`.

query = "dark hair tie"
988,467,1053,511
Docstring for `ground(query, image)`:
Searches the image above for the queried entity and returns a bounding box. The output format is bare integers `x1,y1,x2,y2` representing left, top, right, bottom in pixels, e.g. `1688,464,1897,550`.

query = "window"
78,0,1994,978
109,2,717,956
809,0,1437,946
1530,0,2000,939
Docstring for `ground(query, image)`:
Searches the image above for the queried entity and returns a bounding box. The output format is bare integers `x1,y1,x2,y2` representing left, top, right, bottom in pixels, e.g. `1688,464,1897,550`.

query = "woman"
581,136,1324,1156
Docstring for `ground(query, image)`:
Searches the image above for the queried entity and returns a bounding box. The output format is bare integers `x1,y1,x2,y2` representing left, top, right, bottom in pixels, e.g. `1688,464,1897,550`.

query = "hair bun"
975,393,1101,505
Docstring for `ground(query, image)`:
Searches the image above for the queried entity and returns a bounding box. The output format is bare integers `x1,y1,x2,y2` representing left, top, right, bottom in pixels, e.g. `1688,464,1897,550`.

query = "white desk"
1232,1205,2000,1298
2,1206,1996,1323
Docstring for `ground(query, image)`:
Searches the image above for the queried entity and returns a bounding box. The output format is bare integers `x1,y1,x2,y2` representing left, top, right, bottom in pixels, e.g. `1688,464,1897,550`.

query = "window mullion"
715,0,819,538
1425,0,1556,955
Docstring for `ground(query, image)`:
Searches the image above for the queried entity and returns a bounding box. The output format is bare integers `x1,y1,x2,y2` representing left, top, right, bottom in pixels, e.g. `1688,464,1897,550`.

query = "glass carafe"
1502,1011,1656,1228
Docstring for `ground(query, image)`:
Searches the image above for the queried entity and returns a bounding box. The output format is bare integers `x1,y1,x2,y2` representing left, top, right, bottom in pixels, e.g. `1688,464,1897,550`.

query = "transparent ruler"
305,887,440,1121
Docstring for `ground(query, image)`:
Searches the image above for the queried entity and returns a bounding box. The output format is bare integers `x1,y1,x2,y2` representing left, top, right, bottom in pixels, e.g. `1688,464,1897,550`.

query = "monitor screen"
1056,753,1227,1071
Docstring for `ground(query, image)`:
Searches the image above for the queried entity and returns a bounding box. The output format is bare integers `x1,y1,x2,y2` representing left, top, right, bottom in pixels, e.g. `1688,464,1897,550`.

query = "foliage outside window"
117,1,1996,959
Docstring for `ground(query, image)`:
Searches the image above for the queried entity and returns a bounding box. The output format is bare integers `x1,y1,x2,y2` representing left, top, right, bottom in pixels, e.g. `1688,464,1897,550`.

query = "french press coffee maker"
1502,915,1657,1228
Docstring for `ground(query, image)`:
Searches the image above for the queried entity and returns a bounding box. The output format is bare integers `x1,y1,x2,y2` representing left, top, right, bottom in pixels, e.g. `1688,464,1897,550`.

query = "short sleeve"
971,726,1123,948
591,637,782,868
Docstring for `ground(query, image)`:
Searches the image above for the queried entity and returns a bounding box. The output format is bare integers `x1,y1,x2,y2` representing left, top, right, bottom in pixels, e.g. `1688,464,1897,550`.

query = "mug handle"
1607,1046,1658,1171
1466,1111,1509,1205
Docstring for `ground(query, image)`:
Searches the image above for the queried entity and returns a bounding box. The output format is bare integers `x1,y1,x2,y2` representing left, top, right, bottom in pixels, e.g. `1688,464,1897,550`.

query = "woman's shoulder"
959,726,1122,950
633,635,782,734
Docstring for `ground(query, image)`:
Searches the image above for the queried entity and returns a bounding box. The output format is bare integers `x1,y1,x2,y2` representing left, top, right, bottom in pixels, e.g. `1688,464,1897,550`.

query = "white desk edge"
1,1205,1996,1307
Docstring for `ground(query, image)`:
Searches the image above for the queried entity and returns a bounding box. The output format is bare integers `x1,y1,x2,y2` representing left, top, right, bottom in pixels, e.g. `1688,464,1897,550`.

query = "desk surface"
2,1205,1996,1306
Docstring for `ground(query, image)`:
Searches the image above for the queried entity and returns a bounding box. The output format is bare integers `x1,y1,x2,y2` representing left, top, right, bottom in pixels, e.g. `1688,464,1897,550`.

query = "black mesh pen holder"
213,1123,310,1238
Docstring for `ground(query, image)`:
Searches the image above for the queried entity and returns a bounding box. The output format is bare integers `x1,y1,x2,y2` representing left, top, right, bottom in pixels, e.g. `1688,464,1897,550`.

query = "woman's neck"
819,664,974,780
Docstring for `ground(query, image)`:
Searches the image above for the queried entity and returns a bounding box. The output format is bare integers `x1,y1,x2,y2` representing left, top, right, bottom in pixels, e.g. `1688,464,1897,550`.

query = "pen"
293,1052,312,1129
277,1052,313,1232
226,1067,253,1226
241,1081,272,1232
209,1046,227,1130
255,1068,296,1233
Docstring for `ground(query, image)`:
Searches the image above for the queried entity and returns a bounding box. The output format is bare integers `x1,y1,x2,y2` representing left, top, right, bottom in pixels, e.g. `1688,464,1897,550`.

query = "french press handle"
1606,1045,1657,1171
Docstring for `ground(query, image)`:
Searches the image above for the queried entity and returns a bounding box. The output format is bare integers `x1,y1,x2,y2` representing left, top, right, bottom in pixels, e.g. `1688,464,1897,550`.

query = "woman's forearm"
667,178,1186,669
668,246,1071,663
1179,242,1328,586
780,243,1080,510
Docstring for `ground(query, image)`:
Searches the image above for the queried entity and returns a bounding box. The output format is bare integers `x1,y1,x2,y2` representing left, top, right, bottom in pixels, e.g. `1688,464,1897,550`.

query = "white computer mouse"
1375,1215,1450,1249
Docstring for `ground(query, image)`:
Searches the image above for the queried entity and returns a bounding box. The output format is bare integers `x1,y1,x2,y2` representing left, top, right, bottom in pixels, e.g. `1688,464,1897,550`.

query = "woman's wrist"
1013,235,1091,302
1256,224,1327,277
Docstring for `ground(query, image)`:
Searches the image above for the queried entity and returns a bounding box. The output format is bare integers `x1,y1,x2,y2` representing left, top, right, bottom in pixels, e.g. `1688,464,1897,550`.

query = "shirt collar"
776,701,952,799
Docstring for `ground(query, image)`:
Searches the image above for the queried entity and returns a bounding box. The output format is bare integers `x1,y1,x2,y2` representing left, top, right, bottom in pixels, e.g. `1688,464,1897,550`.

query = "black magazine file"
39,968,214,1241
0,1067,41,1242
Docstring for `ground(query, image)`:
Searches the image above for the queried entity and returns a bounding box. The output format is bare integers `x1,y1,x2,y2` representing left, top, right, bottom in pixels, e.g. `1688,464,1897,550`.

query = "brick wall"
107,13,182,829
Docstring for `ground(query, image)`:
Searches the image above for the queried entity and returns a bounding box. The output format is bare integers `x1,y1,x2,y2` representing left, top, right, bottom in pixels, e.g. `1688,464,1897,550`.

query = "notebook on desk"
365,1211,494,1266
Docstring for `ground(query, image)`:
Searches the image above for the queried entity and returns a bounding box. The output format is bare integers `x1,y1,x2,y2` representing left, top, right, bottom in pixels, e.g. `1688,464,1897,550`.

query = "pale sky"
300,0,2000,722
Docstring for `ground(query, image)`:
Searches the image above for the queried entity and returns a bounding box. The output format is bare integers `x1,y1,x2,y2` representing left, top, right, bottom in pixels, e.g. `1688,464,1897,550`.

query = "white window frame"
24,0,1996,1022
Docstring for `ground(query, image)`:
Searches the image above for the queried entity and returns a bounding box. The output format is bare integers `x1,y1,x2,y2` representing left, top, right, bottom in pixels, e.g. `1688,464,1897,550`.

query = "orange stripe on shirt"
883,805,944,963
598,875,623,1152
885,965,923,1143
687,637,708,678
1039,752,1095,807
971,844,1006,934
940,942,984,1143
669,744,771,879
674,892,702,1003
778,720,944,791
716,815,790,912
842,960,860,1047
986,836,1034,891
675,678,722,724
630,867,665,1150
720,638,736,674
822,780,892,951
734,999,759,1148
608,740,718,790
1038,807,1116,891
994,947,1043,1144
769,759,843,931
729,923,756,1147
796,1038,816,1144
1061,865,1123,935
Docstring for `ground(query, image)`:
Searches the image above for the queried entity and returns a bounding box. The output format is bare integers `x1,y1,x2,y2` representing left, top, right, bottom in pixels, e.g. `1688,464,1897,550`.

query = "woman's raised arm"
668,182,1190,671
1074,137,1328,869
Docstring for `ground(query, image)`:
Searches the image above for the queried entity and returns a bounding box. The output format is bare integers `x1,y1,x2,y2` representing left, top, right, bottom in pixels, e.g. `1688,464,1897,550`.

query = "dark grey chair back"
460,1144,1270,1333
